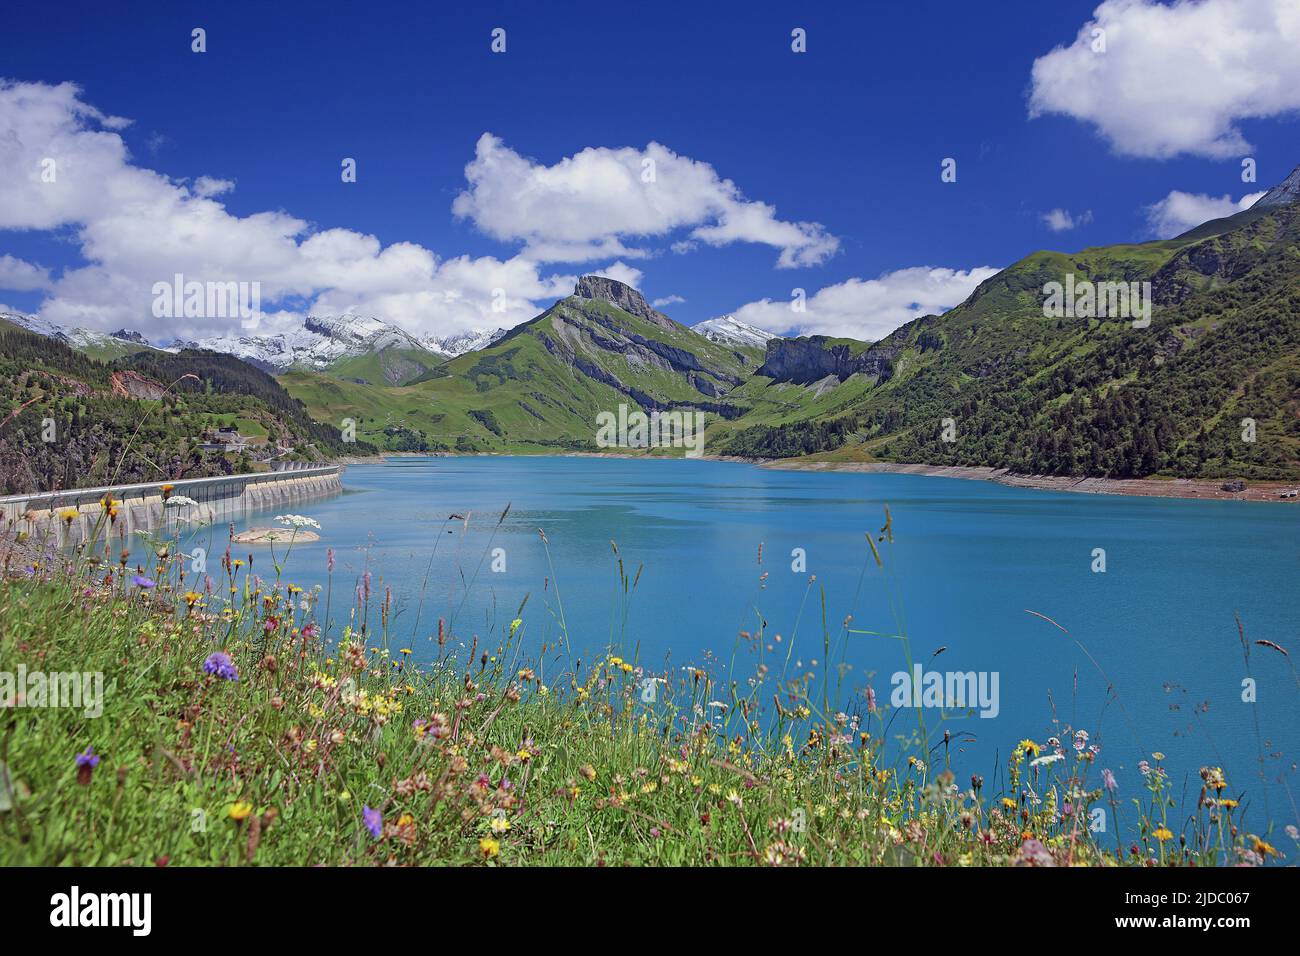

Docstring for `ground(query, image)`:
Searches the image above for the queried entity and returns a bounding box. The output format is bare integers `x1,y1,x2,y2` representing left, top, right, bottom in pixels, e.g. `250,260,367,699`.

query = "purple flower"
203,651,239,681
363,805,382,840
75,746,99,785
326,547,335,573
132,575,156,589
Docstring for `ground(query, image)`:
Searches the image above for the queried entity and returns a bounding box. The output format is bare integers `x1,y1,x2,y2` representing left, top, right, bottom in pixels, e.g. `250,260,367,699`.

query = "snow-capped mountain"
7,307,512,380
692,315,776,349
3,312,156,356
422,327,508,357
181,314,436,372
179,316,509,375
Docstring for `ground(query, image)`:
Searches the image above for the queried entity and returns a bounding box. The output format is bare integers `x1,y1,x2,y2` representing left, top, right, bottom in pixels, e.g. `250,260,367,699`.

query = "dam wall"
0,465,344,548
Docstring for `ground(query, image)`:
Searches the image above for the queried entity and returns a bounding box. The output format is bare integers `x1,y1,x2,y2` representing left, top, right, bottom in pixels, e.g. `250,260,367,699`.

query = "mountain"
713,173,1300,480
9,163,1299,480
282,276,766,453
0,315,369,493
422,327,509,357
182,314,445,386
692,315,776,349
1254,164,1300,209
283,163,1300,478
2,312,158,361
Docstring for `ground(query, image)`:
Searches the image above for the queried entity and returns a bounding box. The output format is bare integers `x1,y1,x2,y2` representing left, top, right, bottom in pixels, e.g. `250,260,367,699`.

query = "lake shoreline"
334,450,1300,503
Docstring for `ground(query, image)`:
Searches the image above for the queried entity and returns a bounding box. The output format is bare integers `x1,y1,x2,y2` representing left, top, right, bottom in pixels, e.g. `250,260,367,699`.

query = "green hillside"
283,275,764,454
0,320,373,494
715,202,1300,480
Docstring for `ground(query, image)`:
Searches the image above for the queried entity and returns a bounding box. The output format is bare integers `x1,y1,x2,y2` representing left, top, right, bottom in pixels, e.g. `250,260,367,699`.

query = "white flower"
166,495,199,507
275,514,321,529
1030,754,1064,767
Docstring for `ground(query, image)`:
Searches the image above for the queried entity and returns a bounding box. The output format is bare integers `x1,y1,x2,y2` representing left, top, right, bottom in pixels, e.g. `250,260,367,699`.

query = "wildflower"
1030,753,1064,767
1251,837,1279,858
490,815,511,834
1018,739,1040,758
275,514,321,530
363,805,382,840
579,764,597,782
160,483,174,500
183,591,202,608
1014,838,1056,867
59,508,78,525
228,801,253,821
1153,826,1173,842
479,836,500,859
763,841,806,866
203,651,239,681
1101,768,1118,794
75,746,99,785
132,575,156,589
166,495,198,507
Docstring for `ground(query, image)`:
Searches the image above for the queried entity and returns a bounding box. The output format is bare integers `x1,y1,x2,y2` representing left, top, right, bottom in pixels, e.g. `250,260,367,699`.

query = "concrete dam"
0,465,344,547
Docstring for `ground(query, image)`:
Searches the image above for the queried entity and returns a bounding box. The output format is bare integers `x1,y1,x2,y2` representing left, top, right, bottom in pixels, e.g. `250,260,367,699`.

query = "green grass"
0,511,1284,867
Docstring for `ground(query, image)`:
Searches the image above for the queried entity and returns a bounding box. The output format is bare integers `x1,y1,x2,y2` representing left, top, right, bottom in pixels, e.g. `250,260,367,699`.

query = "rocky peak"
1254,164,1300,209
573,275,677,329
110,329,150,345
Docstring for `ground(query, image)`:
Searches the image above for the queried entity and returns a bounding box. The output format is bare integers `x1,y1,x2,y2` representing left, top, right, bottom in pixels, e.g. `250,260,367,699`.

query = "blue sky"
0,0,1296,342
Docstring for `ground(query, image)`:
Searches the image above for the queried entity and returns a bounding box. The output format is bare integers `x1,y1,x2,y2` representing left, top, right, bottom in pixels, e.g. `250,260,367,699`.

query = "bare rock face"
573,276,678,330
756,336,895,385
109,370,168,400
1254,164,1300,209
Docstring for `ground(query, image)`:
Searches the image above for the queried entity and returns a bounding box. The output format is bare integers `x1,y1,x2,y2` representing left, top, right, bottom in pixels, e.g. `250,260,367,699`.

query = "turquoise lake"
175,456,1300,832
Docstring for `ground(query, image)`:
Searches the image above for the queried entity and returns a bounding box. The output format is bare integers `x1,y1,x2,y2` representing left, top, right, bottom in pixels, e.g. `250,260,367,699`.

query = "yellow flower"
479,836,500,859
1153,826,1173,842
59,508,78,524
1019,739,1040,758
397,813,414,827
1001,797,1017,810
227,801,253,821
1252,837,1278,857
490,815,511,834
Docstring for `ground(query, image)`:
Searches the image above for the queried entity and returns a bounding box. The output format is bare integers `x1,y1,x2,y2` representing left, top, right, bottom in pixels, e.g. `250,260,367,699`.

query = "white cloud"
588,260,644,289
1028,0,1300,158
0,254,52,291
1143,189,1265,237
731,266,1000,341
192,175,234,199
1041,208,1093,231
651,294,685,308
452,133,839,268
0,81,573,340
